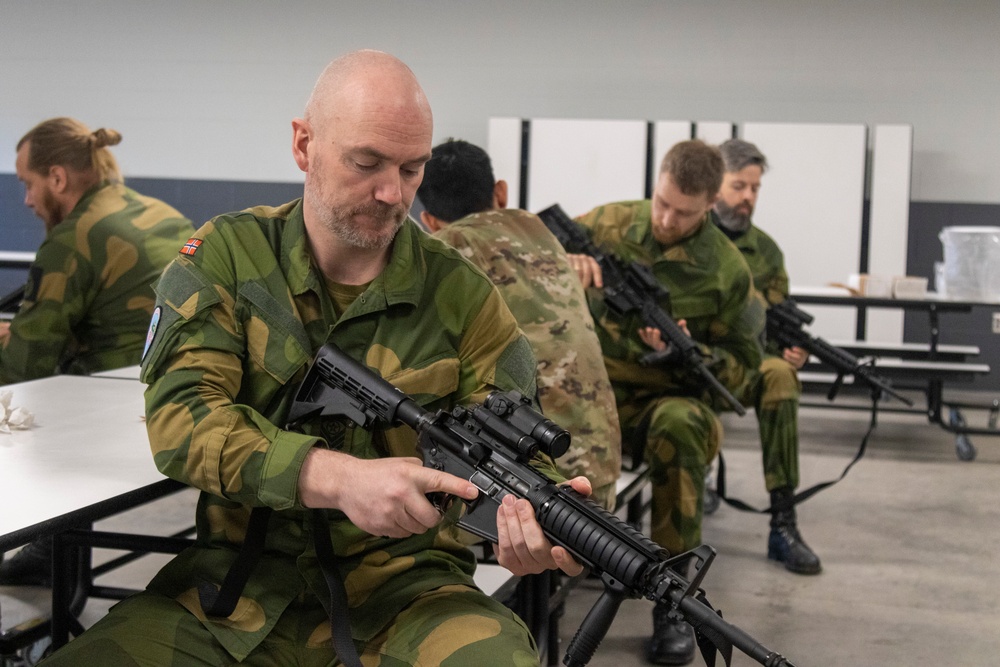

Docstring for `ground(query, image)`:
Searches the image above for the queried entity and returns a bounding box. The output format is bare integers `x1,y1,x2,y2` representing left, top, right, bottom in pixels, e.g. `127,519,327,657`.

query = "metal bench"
800,355,996,460
825,340,980,362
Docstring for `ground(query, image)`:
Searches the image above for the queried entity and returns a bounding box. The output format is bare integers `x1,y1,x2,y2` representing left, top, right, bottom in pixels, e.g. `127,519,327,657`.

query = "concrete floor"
4,389,1000,666
558,392,1000,667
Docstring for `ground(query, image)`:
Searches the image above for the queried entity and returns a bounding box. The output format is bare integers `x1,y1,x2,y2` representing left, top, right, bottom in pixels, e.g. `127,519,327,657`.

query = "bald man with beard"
40,50,586,667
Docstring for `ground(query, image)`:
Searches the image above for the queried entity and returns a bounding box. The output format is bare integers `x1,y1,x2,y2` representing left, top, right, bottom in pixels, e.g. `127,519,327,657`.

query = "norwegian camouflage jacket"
139,200,541,660
0,181,193,384
575,200,764,410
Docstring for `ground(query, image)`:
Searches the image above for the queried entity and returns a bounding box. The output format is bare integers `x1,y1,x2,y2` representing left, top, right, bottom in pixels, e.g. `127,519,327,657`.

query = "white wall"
2,0,999,203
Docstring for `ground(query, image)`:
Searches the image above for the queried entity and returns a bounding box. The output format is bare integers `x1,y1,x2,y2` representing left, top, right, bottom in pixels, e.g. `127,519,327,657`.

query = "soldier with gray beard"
713,138,821,577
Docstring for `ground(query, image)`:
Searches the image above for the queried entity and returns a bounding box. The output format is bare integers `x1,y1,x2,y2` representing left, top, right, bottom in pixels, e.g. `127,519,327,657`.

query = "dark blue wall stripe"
2,172,998,390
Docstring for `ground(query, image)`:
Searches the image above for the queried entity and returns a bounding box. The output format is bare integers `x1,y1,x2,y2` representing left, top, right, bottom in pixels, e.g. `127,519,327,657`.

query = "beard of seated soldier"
306,173,408,250
714,197,753,234
327,200,407,250
35,183,65,230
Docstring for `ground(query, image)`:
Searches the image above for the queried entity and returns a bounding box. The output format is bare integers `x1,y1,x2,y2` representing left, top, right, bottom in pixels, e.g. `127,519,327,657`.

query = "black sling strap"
197,505,273,616
715,396,881,514
311,508,364,667
196,505,364,667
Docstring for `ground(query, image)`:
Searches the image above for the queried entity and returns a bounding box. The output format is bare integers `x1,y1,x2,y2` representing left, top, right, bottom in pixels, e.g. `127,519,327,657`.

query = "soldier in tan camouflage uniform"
40,51,587,667
0,117,194,587
713,138,821,576
417,139,622,511
568,140,764,666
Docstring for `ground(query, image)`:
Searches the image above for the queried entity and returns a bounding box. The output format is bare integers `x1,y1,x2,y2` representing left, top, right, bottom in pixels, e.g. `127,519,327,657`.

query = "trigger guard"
426,492,456,514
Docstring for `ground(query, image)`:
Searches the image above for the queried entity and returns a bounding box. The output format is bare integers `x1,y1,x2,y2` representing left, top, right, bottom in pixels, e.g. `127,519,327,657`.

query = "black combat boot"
767,487,822,575
0,539,52,587
645,563,695,665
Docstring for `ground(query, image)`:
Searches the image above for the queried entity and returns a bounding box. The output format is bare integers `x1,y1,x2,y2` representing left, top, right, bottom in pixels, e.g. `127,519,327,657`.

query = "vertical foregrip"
564,587,627,667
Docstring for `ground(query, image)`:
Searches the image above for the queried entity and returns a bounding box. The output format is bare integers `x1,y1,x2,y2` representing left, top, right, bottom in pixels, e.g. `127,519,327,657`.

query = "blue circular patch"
142,306,161,362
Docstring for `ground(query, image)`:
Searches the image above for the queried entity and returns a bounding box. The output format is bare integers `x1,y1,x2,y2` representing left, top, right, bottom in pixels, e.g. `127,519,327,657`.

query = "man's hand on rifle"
782,345,808,370
298,449,586,576
0,322,10,346
495,476,591,578
297,449,480,538
566,253,603,288
638,322,690,351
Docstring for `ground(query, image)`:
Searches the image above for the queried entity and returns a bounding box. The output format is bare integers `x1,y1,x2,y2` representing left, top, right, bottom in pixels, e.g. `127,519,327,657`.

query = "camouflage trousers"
39,584,539,667
748,356,802,491
619,395,721,556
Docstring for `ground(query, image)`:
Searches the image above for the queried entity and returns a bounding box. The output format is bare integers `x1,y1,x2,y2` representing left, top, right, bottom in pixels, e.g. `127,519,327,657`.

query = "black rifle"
289,343,795,667
0,284,25,314
768,299,913,405
536,204,746,416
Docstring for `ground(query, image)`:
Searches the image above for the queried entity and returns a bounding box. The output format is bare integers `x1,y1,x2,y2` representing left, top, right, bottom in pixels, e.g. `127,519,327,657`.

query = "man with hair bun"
0,117,194,585
568,139,764,665
2,117,194,383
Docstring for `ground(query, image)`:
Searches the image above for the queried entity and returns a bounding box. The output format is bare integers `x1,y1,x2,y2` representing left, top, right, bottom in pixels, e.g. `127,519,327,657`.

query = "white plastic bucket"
938,226,1000,300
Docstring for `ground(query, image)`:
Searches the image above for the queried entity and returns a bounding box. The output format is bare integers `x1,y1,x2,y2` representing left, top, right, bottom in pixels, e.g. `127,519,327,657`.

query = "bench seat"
825,340,980,361
802,359,991,387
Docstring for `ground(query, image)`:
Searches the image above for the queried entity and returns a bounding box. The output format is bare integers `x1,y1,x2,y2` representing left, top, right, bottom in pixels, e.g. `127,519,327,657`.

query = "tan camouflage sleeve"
0,241,96,384
458,285,564,482
140,229,320,511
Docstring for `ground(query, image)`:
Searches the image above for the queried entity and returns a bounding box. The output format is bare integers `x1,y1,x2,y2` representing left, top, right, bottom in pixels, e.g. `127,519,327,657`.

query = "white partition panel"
651,121,694,192
742,123,868,340
695,121,735,145
528,119,648,217
487,117,524,206
866,124,914,343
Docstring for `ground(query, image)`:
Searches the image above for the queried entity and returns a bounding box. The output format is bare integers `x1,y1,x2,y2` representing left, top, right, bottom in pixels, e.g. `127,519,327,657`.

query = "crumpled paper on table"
0,390,35,433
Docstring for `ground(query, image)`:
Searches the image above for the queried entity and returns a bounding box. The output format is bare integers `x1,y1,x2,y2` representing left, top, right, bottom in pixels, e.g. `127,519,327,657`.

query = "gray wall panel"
2,1,1000,204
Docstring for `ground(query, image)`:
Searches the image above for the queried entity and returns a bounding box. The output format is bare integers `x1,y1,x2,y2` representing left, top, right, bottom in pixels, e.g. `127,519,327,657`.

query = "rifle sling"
195,506,363,667
197,506,272,617
715,395,880,513
311,508,365,667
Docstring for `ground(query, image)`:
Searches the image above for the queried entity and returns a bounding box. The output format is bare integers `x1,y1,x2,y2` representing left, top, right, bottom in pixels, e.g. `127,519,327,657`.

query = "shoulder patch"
142,306,161,361
180,237,203,256
494,334,538,398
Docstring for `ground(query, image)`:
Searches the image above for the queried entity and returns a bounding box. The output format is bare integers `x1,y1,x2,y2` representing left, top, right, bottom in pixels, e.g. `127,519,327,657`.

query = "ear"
48,165,69,194
420,210,444,233
493,179,508,209
291,117,311,173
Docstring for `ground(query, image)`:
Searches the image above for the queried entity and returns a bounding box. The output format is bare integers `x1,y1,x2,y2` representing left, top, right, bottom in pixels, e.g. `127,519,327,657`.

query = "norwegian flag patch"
180,238,203,256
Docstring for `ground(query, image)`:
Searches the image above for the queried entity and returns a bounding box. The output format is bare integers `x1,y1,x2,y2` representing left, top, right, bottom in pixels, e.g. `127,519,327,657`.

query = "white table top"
0,374,174,549
0,251,36,267
89,365,142,380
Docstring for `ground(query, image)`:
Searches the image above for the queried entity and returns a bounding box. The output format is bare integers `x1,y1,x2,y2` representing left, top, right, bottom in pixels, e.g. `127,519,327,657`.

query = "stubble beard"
326,201,407,250
38,187,64,231
306,180,408,251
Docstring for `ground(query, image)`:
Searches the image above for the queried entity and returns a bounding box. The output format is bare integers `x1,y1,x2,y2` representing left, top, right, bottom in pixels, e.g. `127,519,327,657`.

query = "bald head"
305,50,432,136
